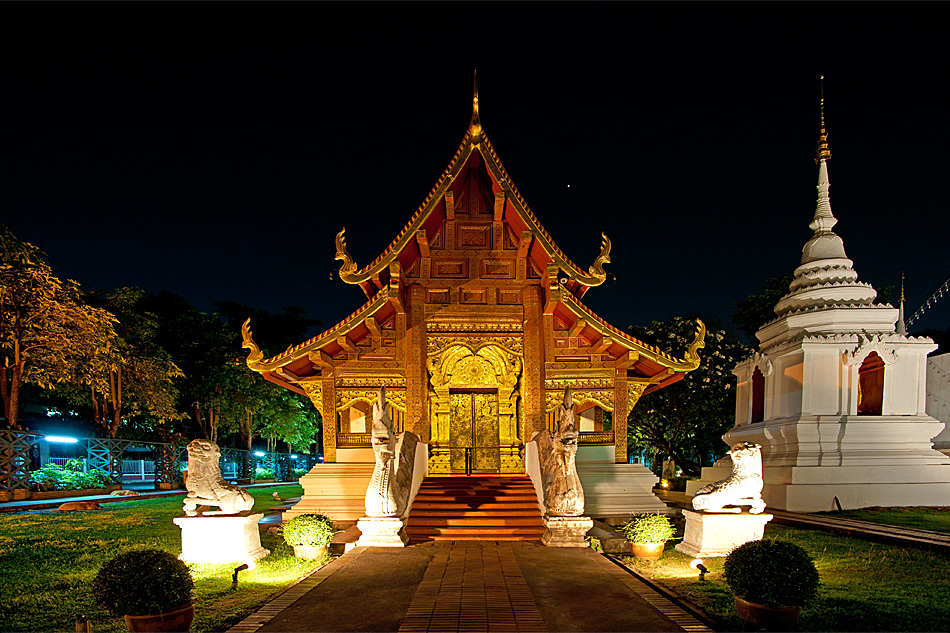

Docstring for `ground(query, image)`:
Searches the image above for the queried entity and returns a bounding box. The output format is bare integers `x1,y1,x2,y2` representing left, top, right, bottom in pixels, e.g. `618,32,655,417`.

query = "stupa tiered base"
174,513,269,567
675,509,772,557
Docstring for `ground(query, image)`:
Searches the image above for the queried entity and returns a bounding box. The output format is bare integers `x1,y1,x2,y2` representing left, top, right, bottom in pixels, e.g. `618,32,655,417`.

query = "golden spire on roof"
901,271,906,303
469,69,482,140
816,75,832,163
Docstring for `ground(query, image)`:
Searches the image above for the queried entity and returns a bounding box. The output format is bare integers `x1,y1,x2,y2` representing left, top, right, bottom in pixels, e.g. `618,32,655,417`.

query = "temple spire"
816,75,832,163
809,76,837,234
897,272,907,335
469,70,482,139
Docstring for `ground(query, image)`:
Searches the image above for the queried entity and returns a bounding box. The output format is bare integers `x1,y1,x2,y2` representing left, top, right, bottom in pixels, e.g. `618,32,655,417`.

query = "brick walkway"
398,544,546,633
229,542,713,633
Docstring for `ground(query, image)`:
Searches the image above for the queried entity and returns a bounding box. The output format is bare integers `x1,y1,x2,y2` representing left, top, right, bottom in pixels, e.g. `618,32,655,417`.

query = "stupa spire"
816,76,832,163
810,76,837,234
897,272,908,335
773,78,878,318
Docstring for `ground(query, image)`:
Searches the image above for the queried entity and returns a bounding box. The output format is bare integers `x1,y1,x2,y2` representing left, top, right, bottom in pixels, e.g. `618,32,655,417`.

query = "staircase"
405,476,545,542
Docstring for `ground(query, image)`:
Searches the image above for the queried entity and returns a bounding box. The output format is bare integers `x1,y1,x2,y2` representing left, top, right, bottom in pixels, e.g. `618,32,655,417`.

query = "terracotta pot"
734,595,801,629
124,603,194,632
631,542,665,561
292,544,328,560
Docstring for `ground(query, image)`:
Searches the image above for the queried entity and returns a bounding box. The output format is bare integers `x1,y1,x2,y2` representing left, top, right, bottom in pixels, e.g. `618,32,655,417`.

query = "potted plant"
282,513,337,560
92,549,195,632
724,539,820,628
619,513,676,560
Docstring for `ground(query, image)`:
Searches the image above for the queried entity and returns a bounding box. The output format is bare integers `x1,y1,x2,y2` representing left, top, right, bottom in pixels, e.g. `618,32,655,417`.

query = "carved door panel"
449,392,500,473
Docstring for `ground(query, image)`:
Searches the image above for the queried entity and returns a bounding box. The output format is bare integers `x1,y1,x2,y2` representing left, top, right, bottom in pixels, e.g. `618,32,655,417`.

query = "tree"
0,226,117,430
732,274,794,342
627,316,752,477
56,288,184,438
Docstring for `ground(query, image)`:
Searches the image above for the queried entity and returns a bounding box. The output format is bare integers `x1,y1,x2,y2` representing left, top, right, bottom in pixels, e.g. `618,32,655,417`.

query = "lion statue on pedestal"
691,442,767,514
183,439,254,516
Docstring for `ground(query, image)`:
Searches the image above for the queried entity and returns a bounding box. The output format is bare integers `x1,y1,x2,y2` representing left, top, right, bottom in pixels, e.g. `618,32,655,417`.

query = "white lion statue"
183,439,255,516
691,442,767,514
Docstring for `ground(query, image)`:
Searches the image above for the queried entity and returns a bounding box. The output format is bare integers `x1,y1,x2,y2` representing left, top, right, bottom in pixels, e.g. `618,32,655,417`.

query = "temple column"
321,375,337,463
613,371,628,463
405,284,429,441
522,284,545,440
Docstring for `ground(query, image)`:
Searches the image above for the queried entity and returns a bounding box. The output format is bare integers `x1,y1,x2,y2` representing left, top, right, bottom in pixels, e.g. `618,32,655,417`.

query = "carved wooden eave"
548,283,704,391
242,286,401,393
334,116,612,301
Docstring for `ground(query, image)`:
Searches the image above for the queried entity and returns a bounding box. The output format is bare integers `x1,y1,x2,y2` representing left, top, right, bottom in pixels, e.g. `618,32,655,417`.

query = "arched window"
857,352,885,416
751,367,765,423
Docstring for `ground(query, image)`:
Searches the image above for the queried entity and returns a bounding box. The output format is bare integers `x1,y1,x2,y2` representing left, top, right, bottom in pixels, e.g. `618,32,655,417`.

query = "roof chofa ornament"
242,318,265,370
334,227,359,283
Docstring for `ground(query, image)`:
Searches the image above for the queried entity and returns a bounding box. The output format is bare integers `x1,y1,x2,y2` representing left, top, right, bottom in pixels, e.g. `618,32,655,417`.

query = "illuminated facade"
243,86,700,516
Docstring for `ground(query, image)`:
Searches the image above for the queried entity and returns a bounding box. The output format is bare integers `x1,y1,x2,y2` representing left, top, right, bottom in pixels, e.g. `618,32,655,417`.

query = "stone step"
408,516,544,527
411,493,539,503
409,508,540,517
405,526,544,537
410,501,541,511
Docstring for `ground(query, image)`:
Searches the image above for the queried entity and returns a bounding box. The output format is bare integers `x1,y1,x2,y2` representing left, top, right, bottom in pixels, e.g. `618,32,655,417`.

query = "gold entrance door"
449,391,500,473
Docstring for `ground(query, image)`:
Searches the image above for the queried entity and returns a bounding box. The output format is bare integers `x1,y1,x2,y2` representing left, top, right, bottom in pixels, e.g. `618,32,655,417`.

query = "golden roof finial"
470,69,482,140
901,271,906,303
816,75,832,163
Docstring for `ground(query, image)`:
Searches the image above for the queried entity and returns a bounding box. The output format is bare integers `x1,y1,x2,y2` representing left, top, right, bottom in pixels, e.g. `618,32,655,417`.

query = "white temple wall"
926,353,950,454
773,350,804,419
801,346,842,415
732,359,752,427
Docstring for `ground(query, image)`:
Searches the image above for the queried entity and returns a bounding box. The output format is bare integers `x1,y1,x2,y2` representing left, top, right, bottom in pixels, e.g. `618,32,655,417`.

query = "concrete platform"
227,542,714,633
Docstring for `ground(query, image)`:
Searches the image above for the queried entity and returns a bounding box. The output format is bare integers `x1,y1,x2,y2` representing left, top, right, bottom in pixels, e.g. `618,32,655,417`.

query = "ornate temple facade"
243,87,701,517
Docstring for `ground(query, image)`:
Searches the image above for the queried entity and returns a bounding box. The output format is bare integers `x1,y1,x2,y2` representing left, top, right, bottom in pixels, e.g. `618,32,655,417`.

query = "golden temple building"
244,83,702,520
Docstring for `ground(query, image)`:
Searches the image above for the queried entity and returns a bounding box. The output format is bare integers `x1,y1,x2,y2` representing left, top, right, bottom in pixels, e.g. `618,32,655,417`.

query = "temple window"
751,367,765,423
338,402,372,434
857,352,885,415
576,403,607,432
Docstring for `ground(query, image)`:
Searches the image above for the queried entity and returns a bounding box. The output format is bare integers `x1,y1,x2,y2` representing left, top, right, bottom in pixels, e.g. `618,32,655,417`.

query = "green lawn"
621,523,950,632
0,485,324,632
815,506,950,534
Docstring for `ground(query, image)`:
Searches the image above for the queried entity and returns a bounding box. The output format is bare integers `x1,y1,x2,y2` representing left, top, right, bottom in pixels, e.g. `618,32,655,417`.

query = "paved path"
228,542,714,633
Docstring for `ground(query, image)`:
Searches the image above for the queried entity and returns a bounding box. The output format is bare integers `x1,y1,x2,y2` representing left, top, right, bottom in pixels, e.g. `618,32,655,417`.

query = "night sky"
3,6,948,345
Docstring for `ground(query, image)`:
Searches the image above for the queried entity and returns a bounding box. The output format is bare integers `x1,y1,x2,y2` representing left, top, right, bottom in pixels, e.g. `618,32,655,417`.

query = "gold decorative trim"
545,389,614,413
338,376,406,388
241,319,265,371
337,434,372,446
299,381,323,411
426,321,523,332
427,335,523,356
336,388,407,412
544,376,614,390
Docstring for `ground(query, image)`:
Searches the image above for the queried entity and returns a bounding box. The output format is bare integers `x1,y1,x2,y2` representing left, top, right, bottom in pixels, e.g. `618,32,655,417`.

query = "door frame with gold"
426,341,522,473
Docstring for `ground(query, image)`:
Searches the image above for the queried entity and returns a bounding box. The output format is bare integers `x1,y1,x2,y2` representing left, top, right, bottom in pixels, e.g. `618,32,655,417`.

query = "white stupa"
687,90,950,511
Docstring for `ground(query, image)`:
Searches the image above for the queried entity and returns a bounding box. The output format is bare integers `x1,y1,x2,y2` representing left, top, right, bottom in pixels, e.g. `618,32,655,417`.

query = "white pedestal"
541,515,594,547
173,514,269,567
355,516,408,547
675,509,773,558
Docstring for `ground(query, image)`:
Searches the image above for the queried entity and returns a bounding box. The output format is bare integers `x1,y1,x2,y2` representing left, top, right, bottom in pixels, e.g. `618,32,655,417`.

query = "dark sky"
3,6,948,343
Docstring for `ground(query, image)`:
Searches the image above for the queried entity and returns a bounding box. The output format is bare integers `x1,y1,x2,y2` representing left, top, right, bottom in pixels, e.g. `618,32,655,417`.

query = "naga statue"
365,386,402,517
182,439,255,516
535,387,585,516
691,442,767,514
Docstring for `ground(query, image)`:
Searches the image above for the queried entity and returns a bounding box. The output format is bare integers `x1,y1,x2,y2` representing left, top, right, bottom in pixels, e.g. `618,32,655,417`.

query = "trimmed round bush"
619,513,676,543
282,513,336,547
724,539,820,607
92,549,194,616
